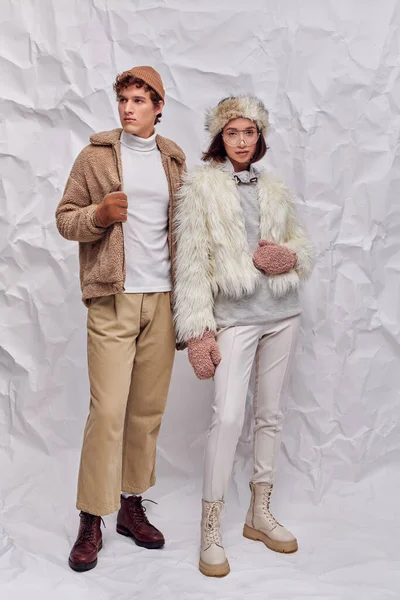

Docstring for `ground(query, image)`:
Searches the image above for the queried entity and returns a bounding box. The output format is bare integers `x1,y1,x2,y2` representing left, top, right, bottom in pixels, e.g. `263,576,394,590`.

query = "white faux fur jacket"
173,162,314,343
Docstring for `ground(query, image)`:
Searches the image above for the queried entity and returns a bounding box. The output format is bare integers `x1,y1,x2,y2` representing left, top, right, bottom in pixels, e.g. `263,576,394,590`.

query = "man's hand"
95,189,128,228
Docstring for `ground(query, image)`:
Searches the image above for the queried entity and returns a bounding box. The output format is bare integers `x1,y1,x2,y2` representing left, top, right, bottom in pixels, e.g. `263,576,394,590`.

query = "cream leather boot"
199,500,230,577
243,483,298,553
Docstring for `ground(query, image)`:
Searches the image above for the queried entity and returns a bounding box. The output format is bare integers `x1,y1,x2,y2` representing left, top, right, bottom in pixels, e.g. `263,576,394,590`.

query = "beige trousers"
77,292,175,516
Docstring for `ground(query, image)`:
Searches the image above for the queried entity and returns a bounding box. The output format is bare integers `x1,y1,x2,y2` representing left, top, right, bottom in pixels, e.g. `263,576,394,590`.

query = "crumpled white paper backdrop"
1,0,400,598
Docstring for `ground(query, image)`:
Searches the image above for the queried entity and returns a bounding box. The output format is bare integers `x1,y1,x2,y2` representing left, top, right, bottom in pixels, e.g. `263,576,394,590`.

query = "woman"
173,96,314,577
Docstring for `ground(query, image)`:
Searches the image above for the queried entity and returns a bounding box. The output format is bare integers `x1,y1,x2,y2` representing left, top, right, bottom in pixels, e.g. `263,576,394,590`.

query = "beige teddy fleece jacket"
56,128,186,305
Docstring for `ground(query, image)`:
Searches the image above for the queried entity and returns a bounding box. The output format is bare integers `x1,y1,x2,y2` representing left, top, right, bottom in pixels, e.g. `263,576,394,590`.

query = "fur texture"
205,96,269,138
173,164,315,343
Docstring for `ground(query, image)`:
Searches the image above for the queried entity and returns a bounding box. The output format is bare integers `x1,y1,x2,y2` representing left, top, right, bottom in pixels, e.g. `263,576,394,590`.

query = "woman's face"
222,118,259,172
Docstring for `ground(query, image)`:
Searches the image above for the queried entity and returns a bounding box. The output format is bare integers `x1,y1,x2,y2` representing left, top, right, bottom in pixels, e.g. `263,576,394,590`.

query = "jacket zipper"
112,143,126,290
161,155,175,300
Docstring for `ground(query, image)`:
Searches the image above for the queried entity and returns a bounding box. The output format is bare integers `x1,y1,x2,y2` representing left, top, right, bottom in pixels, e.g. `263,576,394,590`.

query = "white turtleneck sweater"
120,130,171,293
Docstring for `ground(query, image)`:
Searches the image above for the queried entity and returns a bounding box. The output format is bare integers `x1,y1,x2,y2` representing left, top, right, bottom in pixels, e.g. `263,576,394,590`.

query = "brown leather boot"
116,495,165,549
68,511,103,572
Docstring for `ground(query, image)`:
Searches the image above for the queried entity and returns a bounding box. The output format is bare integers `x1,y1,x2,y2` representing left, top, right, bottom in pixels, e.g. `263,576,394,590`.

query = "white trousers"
203,315,300,502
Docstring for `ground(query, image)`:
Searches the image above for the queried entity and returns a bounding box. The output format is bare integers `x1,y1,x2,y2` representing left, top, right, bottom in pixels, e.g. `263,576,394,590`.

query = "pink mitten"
253,240,297,275
187,331,221,380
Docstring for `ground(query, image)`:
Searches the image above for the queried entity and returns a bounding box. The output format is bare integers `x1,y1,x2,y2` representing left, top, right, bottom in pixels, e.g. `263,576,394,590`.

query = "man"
56,66,186,572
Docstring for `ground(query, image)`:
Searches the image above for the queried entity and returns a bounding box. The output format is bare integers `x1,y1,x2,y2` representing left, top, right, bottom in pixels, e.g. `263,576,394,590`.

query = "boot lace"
204,502,222,547
77,512,104,545
128,497,157,525
261,485,280,528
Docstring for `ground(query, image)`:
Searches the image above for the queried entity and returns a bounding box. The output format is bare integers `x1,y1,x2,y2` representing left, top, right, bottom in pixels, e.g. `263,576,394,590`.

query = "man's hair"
202,130,268,163
113,72,163,124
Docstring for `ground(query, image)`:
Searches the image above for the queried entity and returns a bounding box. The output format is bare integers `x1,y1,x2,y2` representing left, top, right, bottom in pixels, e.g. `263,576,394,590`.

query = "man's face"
117,85,163,138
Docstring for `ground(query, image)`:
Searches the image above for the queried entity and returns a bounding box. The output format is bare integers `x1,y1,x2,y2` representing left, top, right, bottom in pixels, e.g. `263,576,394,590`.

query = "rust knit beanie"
125,66,165,101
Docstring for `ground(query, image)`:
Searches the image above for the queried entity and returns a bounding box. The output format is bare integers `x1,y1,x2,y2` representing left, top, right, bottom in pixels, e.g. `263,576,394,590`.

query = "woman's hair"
202,129,268,163
113,72,163,124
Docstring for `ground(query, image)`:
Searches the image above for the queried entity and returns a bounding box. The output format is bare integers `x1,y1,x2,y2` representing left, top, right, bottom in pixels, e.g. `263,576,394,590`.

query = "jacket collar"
90,128,185,164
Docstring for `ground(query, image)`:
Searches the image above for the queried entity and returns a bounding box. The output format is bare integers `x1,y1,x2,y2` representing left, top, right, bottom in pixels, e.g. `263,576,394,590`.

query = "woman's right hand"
187,331,221,380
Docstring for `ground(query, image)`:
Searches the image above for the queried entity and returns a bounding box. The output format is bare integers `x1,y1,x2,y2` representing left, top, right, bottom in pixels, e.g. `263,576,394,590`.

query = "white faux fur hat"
205,95,269,138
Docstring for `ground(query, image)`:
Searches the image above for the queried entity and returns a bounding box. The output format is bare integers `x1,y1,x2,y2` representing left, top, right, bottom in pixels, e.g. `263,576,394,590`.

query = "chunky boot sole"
116,524,165,549
243,524,298,554
68,540,103,572
199,558,230,578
